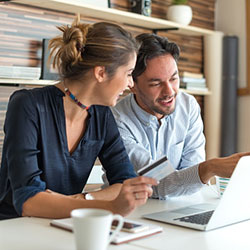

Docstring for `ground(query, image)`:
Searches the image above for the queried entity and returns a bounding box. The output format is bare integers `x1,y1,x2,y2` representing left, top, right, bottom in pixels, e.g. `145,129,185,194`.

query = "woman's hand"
110,176,158,217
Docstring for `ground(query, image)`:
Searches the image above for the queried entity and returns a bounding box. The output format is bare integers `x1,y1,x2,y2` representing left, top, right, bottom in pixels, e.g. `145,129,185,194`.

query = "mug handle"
108,214,124,244
208,176,220,197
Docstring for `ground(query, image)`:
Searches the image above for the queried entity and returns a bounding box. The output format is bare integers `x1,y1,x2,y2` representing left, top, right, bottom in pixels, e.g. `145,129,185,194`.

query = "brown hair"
132,33,180,82
49,17,138,80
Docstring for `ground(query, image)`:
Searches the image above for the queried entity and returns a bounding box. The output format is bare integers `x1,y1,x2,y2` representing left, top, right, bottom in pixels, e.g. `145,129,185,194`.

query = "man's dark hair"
132,33,180,82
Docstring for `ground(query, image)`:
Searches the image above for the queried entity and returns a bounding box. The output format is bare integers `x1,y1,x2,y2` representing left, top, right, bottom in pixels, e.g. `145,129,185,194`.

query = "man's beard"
150,103,175,116
152,94,177,116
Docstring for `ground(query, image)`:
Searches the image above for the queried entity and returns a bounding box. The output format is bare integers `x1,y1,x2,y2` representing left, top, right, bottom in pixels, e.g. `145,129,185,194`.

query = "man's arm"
116,120,205,199
198,152,250,184
113,95,206,199
176,96,206,170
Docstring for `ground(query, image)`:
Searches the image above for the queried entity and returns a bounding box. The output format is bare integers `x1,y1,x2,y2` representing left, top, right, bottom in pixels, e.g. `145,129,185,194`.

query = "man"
111,33,249,199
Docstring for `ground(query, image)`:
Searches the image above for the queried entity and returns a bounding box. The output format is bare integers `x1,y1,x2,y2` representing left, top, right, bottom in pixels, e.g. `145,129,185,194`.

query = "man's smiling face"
132,54,179,120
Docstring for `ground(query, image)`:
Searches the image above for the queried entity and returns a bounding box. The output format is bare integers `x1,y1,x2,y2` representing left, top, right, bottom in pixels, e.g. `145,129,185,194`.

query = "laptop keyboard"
174,210,214,225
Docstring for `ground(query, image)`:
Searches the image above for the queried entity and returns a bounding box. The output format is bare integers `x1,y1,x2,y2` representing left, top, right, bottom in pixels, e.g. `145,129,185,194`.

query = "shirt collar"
131,94,167,126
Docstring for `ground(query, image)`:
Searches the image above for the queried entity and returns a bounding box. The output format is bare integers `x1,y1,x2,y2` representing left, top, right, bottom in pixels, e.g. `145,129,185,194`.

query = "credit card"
138,156,175,182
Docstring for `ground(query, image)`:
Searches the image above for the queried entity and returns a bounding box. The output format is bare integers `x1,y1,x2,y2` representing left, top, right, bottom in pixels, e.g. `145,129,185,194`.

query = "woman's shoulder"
8,88,34,107
10,85,59,102
7,86,58,113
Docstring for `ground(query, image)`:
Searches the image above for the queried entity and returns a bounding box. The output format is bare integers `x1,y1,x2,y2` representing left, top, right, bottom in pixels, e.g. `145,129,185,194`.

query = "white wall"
215,0,250,152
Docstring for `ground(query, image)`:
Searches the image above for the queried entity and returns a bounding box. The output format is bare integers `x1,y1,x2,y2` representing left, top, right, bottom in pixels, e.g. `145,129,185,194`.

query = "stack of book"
0,66,41,80
180,71,208,92
218,177,230,196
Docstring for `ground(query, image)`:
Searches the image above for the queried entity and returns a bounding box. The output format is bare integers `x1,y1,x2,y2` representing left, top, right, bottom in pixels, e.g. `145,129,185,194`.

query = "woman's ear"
93,66,107,83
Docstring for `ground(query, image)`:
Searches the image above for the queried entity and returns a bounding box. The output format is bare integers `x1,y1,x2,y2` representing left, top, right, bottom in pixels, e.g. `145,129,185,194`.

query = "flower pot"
167,5,192,25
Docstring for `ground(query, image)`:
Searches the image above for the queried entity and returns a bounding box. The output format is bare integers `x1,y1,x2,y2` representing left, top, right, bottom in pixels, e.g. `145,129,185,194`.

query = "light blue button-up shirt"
111,92,206,199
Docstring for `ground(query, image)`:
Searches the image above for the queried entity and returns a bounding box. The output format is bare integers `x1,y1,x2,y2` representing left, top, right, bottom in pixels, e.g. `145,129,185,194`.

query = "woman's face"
102,52,137,106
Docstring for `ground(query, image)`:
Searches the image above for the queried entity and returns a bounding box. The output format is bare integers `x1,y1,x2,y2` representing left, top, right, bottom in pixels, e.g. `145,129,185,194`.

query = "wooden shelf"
180,88,211,96
4,0,224,160
13,0,215,36
0,79,58,86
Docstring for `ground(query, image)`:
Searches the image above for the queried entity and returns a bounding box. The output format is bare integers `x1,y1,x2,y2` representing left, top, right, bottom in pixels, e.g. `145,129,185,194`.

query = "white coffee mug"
71,208,124,250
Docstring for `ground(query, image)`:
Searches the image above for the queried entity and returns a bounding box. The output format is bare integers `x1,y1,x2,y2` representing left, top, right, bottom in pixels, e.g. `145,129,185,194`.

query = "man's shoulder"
111,94,144,132
176,91,199,111
178,91,197,102
112,94,133,119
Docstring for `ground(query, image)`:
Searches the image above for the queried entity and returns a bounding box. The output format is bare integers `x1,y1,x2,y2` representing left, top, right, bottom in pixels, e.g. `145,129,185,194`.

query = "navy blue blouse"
0,86,136,219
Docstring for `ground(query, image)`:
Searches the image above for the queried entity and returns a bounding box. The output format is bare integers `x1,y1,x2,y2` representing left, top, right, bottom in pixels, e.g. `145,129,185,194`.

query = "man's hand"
198,152,250,184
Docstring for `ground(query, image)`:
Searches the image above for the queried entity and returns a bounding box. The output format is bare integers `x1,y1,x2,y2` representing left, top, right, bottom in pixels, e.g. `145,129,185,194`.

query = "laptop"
143,155,250,231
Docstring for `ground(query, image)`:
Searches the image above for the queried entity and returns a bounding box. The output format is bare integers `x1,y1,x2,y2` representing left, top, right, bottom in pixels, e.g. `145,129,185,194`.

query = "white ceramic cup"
71,208,123,250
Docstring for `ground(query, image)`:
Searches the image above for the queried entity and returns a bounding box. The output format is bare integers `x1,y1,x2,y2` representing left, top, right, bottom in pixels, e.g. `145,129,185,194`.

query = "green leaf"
172,0,188,5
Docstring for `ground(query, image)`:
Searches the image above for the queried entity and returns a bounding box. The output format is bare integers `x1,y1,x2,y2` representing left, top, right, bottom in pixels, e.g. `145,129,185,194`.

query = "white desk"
1,186,250,250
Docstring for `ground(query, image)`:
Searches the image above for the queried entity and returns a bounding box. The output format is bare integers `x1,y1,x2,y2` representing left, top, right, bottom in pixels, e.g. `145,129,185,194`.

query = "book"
0,66,41,79
179,71,204,79
180,77,208,92
40,39,59,80
180,82,207,89
181,86,209,92
180,77,206,84
50,217,163,245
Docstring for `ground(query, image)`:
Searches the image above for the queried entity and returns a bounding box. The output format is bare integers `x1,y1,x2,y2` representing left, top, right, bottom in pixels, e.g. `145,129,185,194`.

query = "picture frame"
40,39,59,81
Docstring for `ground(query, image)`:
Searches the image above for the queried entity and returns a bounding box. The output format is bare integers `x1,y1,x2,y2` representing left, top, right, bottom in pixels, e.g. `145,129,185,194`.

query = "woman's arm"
22,176,157,218
22,190,110,219
49,183,122,201
84,183,122,200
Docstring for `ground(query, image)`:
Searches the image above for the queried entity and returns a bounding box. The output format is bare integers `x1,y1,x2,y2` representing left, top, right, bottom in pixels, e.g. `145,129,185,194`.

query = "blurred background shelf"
0,79,211,96
180,88,211,96
0,79,58,85
1,0,224,159
13,0,215,36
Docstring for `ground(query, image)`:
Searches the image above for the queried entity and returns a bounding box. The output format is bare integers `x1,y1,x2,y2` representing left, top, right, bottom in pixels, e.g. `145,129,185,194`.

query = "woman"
0,17,157,220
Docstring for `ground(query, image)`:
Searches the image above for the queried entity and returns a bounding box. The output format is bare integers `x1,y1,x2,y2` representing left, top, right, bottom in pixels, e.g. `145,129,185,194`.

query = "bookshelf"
13,0,214,36
0,79,58,85
180,89,211,96
0,79,211,96
7,0,223,158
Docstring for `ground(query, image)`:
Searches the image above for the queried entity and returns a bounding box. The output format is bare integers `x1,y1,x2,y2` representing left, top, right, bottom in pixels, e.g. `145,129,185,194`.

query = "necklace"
64,87,89,110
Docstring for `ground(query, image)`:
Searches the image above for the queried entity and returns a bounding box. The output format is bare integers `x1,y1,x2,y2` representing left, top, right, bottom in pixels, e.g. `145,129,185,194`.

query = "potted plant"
167,0,193,26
